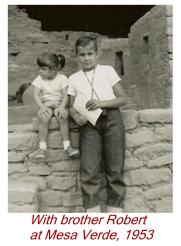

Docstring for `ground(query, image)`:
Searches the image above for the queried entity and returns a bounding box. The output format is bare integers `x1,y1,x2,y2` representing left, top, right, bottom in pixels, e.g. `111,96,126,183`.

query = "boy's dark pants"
80,108,126,209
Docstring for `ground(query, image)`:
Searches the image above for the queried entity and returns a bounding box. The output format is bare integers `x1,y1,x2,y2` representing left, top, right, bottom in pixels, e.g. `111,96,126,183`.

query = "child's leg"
38,107,53,150
55,109,79,157
58,112,70,141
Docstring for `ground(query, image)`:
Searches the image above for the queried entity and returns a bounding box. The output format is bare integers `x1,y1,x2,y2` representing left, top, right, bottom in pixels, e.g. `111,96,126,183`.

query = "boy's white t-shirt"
32,73,69,104
68,65,121,101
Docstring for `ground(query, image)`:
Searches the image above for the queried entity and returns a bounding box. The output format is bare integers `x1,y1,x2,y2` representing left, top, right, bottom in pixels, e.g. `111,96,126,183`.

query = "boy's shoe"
35,149,47,159
65,146,80,158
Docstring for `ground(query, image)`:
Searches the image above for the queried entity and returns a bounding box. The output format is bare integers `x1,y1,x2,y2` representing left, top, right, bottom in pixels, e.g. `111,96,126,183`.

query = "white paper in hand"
73,94,103,126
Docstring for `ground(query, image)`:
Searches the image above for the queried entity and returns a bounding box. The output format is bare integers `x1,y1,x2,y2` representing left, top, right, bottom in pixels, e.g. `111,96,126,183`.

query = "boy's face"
39,66,57,80
77,42,98,71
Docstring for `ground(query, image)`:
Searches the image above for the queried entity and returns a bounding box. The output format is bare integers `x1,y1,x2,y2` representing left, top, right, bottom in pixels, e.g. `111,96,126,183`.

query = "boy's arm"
86,81,127,111
59,87,68,109
69,95,87,126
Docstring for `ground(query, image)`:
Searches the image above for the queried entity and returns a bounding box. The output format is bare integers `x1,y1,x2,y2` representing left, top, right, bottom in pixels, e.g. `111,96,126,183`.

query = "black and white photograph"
8,5,173,214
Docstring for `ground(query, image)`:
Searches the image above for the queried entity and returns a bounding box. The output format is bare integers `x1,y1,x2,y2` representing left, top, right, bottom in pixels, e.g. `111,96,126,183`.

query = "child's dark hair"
57,54,65,69
75,36,98,54
37,52,65,69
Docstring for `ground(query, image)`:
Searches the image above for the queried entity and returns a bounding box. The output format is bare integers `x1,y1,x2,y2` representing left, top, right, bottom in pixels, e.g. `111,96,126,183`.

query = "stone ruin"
8,5,173,212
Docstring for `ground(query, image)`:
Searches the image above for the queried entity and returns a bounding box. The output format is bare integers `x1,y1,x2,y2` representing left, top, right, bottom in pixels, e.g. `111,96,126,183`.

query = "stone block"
155,126,172,141
8,163,28,175
8,151,28,162
40,207,69,213
124,159,143,171
66,206,85,213
168,53,173,60
48,131,63,148
8,123,33,133
8,203,38,213
8,132,38,150
70,131,80,148
166,5,173,17
125,150,132,159
167,17,173,36
51,160,80,172
168,36,173,53
139,109,172,123
47,175,76,191
121,110,138,130
40,191,64,207
126,129,154,148
28,165,51,176
169,59,173,76
125,187,143,199
13,176,46,190
29,149,68,162
145,183,172,200
63,192,83,206
167,17,173,27
134,143,172,160
32,117,59,131
124,168,171,186
149,197,172,212
147,154,172,167
124,197,150,213
8,105,38,125
47,149,69,162
8,181,39,204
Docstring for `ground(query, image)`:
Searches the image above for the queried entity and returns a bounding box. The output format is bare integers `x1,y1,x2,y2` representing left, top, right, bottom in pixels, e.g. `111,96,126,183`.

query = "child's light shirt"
68,65,121,101
32,73,69,105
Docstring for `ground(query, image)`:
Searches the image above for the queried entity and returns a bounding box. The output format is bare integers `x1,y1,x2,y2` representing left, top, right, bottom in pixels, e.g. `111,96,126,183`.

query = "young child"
32,52,79,159
68,36,127,213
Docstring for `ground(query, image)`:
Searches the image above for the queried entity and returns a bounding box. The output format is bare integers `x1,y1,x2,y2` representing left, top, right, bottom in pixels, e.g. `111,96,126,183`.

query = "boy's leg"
80,122,102,210
103,109,126,209
55,109,79,158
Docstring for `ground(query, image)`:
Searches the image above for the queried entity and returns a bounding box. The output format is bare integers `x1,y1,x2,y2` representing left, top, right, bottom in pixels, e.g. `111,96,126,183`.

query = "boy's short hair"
37,52,65,69
75,36,98,54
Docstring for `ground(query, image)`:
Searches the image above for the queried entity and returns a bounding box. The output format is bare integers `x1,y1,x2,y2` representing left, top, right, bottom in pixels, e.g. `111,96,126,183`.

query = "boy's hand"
54,107,68,119
86,100,102,111
73,114,87,126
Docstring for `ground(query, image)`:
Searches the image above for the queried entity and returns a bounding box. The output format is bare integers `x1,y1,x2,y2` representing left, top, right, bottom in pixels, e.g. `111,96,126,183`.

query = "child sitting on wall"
32,52,79,159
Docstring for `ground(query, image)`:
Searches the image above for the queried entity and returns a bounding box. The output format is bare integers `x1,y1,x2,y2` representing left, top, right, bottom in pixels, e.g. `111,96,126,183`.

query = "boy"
32,52,79,159
68,36,127,212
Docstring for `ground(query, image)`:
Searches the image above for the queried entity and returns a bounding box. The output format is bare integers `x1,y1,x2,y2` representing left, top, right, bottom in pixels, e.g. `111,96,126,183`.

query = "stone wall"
9,5,173,111
8,109,172,213
8,6,129,98
128,5,173,109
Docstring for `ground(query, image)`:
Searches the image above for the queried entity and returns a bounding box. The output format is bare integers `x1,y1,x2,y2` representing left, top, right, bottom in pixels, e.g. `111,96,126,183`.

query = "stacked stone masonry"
9,5,172,109
8,109,173,213
128,5,172,108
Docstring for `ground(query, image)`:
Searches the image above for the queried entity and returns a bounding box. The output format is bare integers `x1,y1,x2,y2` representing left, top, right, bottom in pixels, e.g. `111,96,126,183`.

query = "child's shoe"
65,146,79,158
35,149,47,159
